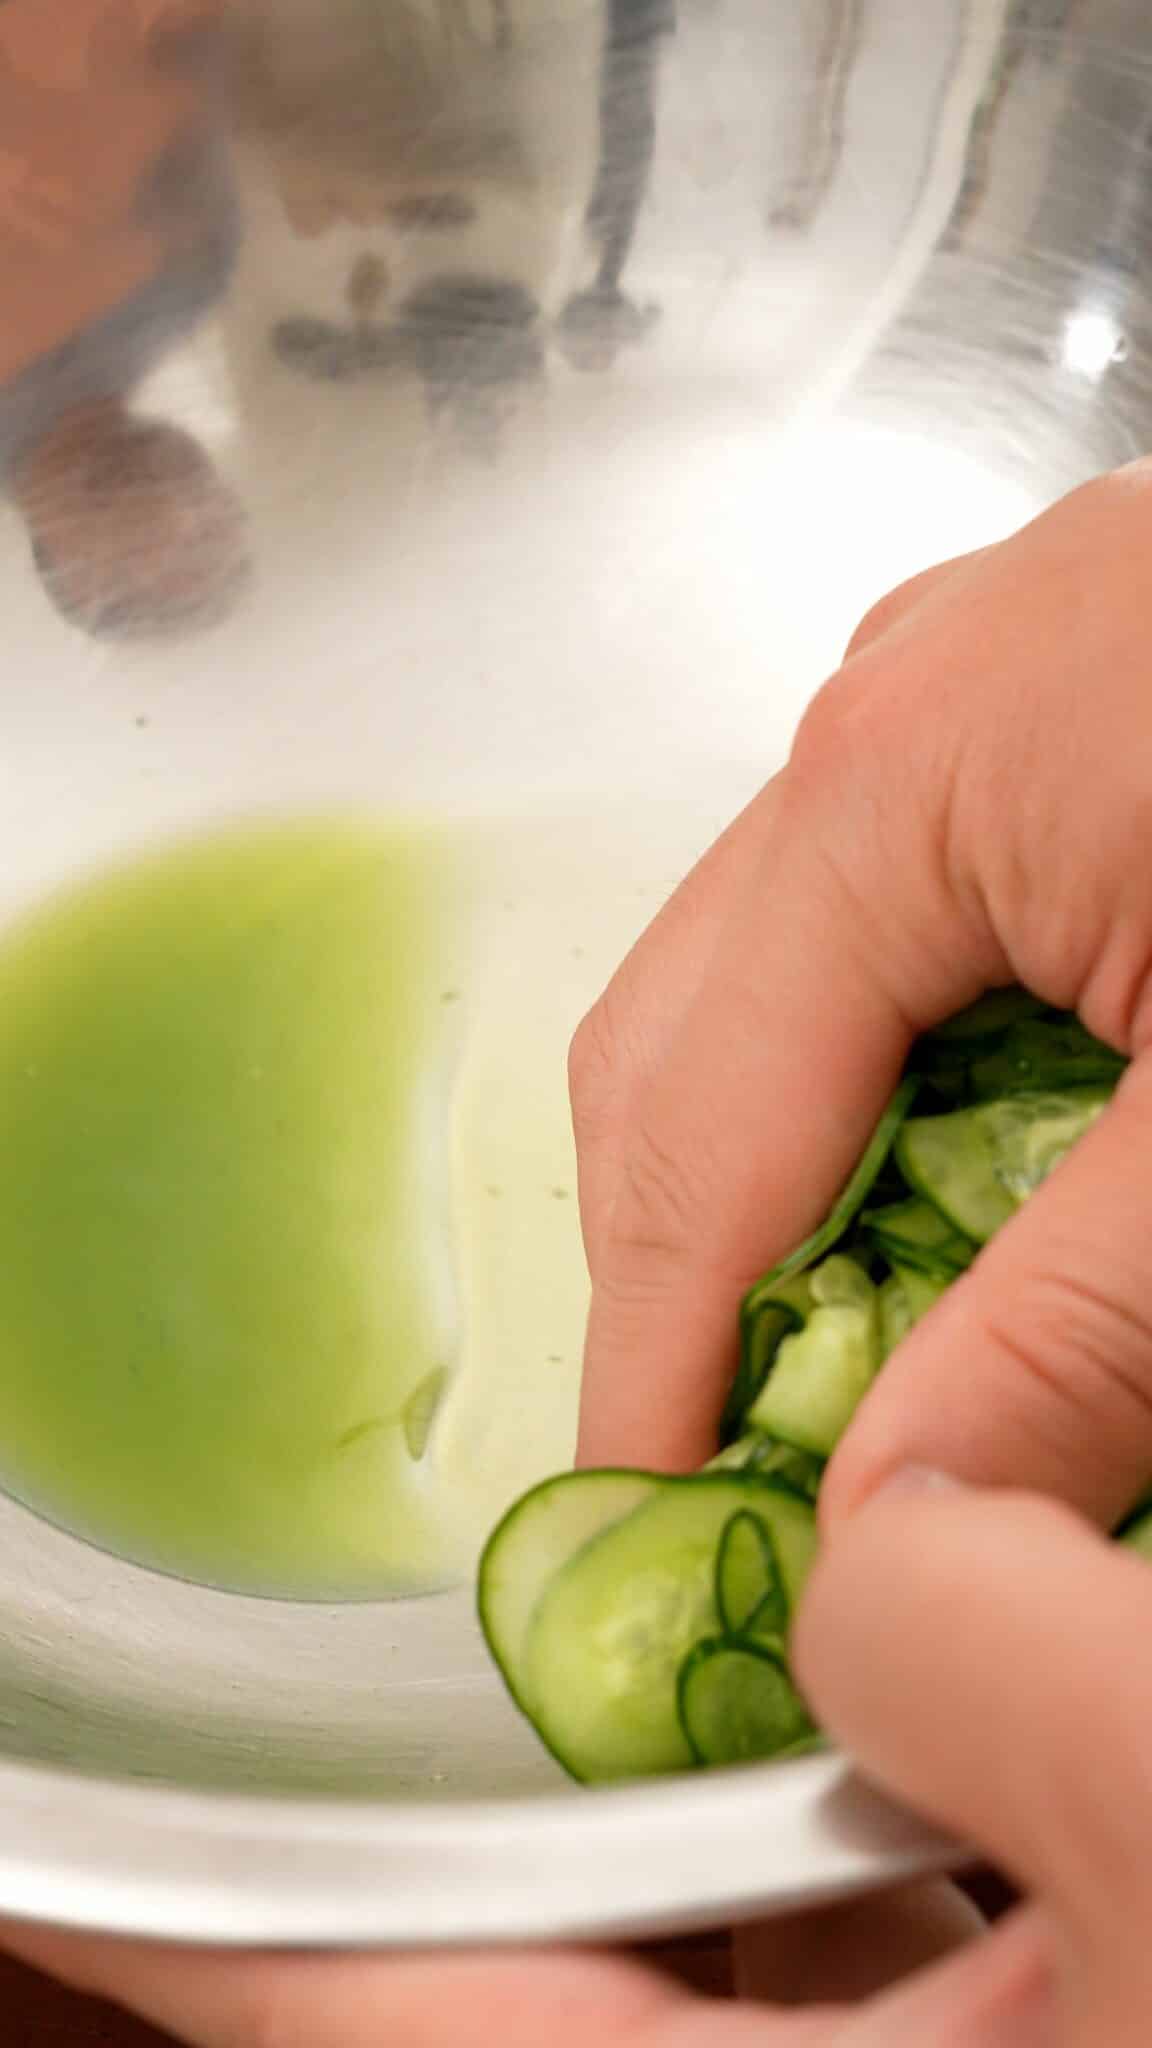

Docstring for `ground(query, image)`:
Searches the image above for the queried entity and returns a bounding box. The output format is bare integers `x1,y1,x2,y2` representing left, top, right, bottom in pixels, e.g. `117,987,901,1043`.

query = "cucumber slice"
968,1017,1125,1101
921,988,1049,1044
478,1469,660,1716
521,1477,817,1782
889,1259,950,1325
715,1510,785,1640
740,1078,919,1314
977,1088,1111,1202
729,1278,811,1434
896,1107,1016,1241
898,1088,1110,1241
725,1078,919,1439
862,1197,975,1276
879,1272,913,1355
727,1277,812,1445
677,1638,814,1767
878,1260,951,1360
748,1256,880,1456
908,990,1051,1104
709,1432,826,1501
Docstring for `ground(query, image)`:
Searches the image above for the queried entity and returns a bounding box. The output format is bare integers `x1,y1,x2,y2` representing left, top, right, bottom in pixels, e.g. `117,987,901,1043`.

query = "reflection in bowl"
0,0,1147,1947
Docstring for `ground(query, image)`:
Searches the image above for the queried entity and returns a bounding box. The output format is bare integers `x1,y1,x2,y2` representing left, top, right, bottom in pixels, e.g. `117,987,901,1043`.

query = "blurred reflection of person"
0,1,248,639
557,0,673,371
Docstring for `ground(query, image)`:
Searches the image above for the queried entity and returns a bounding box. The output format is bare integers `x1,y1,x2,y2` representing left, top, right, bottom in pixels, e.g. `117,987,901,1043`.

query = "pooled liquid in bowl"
0,817,460,1598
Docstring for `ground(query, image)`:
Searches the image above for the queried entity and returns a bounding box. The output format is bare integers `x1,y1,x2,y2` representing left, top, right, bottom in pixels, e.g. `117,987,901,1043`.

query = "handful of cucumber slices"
478,990,1152,1784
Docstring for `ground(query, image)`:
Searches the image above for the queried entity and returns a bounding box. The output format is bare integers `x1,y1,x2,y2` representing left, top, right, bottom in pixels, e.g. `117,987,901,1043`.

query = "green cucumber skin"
477,1469,662,1720
518,1477,817,1784
677,1637,813,1768
725,1078,919,1436
714,1509,787,1640
480,990,1143,1787
747,1257,880,1457
861,1197,975,1277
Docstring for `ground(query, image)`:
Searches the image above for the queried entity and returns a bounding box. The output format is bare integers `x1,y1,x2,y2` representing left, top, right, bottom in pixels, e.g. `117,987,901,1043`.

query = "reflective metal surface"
0,0,1148,1941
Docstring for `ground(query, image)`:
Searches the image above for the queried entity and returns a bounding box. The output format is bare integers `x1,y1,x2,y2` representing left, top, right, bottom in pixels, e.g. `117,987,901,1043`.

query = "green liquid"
0,817,459,1598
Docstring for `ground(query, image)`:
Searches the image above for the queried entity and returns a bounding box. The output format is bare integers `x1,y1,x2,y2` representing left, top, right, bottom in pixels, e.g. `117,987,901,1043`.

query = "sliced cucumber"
968,1016,1125,1102
728,1278,811,1433
862,1196,974,1277
715,1510,785,1640
896,1106,1016,1241
479,989,1133,1791
920,988,1048,1044
879,1264,948,1355
977,1088,1111,1202
726,1276,812,1446
879,1272,913,1355
677,1638,813,1767
709,1432,826,1501
478,1469,660,1716
726,1078,919,1440
748,1256,880,1456
741,1079,920,1313
898,1088,1110,1241
908,990,1050,1104
888,1259,950,1328
520,1477,817,1782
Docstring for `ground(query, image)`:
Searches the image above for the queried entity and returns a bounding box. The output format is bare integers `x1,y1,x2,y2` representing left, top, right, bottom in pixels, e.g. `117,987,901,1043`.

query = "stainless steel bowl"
0,0,1147,1942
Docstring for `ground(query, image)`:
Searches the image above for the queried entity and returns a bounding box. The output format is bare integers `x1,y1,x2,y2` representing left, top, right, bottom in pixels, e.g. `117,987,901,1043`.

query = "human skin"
14,471,1152,2039
574,462,1152,1540
0,1,222,388
8,16,1152,2030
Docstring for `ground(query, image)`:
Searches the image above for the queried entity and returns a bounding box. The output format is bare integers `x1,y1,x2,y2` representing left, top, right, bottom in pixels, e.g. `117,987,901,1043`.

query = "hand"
0,1888,981,2048
14,1476,1152,2042
572,459,1152,1534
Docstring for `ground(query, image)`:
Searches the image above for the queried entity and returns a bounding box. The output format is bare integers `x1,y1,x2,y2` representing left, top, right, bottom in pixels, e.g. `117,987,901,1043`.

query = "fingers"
579,475,1152,1498
575,533,1018,1470
733,1881,982,2006
829,1910,1054,2048
795,1479,1152,2027
571,790,778,1278
577,720,998,1467
572,551,986,1289
0,1929,837,2048
842,549,988,662
824,1054,1152,1529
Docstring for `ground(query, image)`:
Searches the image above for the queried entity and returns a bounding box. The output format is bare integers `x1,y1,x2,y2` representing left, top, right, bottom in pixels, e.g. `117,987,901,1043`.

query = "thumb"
795,1479,1152,2040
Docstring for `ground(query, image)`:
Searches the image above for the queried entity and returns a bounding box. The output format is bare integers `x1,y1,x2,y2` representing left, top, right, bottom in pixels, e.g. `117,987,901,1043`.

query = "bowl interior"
0,0,1149,1935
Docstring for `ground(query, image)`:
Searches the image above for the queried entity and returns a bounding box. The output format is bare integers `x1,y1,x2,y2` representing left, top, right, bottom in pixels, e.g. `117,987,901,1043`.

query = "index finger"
577,708,992,1467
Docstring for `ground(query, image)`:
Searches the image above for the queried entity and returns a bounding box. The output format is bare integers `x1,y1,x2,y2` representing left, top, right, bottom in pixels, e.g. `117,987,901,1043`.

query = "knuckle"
1058,463,1151,533
786,652,911,814
605,1116,722,1287
620,1120,707,1254
565,995,619,1122
569,972,666,1141
788,662,863,772
568,996,623,1138
843,582,913,661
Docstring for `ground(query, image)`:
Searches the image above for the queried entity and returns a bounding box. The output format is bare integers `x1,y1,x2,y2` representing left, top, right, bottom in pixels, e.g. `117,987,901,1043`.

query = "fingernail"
864,1463,968,1507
